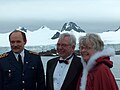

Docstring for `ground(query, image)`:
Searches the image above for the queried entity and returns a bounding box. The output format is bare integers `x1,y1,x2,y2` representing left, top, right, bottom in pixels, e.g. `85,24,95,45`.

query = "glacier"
0,26,120,47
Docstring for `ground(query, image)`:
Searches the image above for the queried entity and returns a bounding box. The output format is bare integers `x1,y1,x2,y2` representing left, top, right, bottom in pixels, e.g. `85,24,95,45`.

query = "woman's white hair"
79,33,104,51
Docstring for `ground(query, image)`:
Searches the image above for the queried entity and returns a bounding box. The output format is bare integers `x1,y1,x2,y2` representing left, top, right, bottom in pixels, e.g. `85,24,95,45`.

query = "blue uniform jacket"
0,49,45,90
0,65,3,90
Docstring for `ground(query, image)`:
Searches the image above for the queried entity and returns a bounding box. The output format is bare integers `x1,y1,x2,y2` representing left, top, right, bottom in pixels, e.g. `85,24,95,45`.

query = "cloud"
0,0,120,21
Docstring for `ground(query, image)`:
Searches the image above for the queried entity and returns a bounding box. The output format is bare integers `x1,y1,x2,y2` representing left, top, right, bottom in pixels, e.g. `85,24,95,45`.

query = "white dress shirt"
53,55,73,90
14,50,25,64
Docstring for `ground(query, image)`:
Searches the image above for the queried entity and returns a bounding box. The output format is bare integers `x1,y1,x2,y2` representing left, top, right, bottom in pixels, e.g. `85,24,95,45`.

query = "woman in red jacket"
76,33,119,90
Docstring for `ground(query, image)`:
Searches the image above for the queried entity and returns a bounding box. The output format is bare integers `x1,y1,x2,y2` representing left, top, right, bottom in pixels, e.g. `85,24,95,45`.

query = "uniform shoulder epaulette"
29,51,39,55
0,53,8,59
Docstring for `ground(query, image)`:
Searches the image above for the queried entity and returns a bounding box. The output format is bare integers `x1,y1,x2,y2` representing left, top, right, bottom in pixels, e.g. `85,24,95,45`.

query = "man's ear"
24,40,27,45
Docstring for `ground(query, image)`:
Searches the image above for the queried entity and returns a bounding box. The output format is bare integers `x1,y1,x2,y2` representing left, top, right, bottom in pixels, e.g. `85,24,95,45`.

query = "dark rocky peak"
115,26,120,31
15,27,27,32
107,26,120,32
51,32,60,39
40,26,45,29
61,22,85,32
40,25,46,29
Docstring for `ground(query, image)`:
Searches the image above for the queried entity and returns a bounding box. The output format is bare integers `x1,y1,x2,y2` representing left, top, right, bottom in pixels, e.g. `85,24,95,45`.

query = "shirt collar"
59,53,73,60
14,49,25,59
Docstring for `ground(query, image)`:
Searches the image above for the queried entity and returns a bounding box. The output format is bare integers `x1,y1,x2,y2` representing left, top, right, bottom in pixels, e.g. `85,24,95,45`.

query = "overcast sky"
0,0,120,33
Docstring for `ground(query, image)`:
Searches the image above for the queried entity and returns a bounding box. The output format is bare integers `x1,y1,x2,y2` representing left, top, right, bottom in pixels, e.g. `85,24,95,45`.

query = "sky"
0,0,120,33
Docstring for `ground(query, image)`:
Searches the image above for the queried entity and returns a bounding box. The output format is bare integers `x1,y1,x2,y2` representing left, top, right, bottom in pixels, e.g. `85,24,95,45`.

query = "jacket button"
22,81,25,84
26,62,28,64
22,73,24,76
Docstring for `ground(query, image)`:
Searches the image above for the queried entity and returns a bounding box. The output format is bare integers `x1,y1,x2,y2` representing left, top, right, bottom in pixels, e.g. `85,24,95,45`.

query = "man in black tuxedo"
46,33,83,90
0,30,45,90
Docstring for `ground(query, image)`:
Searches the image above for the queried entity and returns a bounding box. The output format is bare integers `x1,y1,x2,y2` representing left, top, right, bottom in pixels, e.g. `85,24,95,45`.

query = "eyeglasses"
79,46,93,50
57,43,71,48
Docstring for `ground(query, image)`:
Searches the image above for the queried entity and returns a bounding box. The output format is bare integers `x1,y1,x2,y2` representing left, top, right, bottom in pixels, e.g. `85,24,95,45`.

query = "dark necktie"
18,54,23,70
59,54,74,64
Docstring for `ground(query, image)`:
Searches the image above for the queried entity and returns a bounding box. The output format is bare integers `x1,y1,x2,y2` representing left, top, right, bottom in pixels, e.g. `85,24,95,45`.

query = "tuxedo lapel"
61,55,80,89
48,58,58,90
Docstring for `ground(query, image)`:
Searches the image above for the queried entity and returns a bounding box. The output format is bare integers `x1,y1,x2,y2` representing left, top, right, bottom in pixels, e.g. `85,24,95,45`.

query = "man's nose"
14,42,18,46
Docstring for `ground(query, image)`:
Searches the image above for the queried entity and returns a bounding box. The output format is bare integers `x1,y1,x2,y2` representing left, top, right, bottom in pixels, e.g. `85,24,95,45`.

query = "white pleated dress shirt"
53,55,73,90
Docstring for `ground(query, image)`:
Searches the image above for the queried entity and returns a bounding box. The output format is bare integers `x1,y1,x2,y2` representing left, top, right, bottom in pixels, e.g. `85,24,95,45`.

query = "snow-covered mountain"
61,22,85,32
0,25,120,47
51,22,85,39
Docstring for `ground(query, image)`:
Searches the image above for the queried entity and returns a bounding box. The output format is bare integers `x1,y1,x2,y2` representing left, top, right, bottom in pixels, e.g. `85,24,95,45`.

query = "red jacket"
76,48,119,90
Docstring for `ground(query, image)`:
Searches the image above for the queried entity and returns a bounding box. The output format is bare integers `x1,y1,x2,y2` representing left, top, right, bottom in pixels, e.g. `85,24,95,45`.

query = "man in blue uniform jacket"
0,29,45,90
0,64,3,90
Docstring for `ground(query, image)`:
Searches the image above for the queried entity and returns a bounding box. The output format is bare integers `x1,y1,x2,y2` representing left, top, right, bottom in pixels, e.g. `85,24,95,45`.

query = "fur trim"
80,47,115,90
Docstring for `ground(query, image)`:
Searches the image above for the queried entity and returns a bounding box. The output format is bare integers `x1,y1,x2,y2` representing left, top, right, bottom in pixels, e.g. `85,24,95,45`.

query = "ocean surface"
0,47,120,88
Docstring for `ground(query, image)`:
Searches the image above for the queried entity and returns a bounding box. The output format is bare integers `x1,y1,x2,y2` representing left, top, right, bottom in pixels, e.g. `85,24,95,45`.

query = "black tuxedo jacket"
46,54,82,90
